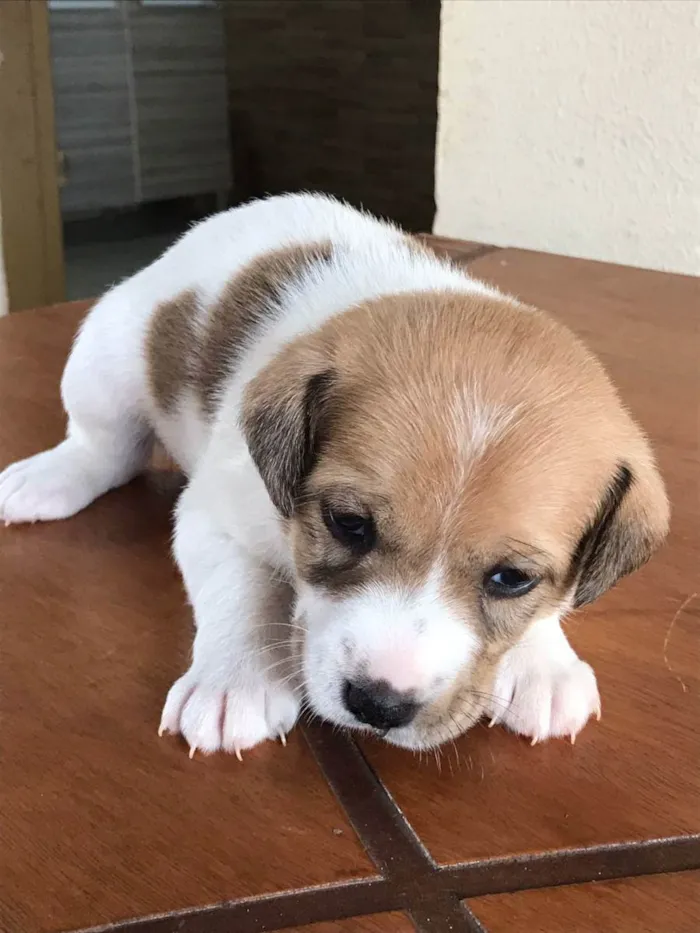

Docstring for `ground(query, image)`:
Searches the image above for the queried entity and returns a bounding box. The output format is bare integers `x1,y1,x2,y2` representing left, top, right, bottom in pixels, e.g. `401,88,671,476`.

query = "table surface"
0,238,698,933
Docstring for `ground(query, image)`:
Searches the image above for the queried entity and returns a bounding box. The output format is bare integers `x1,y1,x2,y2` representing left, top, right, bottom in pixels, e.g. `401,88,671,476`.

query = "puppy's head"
242,292,669,749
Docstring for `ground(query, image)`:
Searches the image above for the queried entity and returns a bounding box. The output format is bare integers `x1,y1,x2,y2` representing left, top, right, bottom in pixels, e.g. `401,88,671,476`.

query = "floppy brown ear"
571,455,670,608
240,347,335,517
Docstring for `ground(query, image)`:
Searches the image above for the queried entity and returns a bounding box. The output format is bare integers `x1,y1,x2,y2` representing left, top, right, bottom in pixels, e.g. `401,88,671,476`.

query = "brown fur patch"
199,241,333,416
146,242,333,417
146,289,200,413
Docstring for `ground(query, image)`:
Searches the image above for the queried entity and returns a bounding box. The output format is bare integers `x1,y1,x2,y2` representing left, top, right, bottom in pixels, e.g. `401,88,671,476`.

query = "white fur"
488,614,601,744
451,383,521,461
297,565,481,743
159,492,300,756
0,193,596,754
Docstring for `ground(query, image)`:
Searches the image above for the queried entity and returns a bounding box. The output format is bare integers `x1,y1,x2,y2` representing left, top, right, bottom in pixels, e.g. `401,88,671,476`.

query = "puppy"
0,194,668,756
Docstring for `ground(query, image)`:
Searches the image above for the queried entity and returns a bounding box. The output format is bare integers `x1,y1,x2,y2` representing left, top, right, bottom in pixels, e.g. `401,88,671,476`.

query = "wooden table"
1,242,698,933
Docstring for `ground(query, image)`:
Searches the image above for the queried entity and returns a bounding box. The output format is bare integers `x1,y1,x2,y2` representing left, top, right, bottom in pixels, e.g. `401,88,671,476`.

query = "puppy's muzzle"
343,679,419,731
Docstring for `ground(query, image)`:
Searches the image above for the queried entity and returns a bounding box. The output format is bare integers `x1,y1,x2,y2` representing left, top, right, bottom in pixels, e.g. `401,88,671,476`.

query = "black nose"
343,680,418,731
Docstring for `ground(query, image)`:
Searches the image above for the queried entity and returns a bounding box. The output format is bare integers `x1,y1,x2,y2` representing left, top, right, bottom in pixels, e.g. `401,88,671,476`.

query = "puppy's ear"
241,345,335,517
571,455,669,608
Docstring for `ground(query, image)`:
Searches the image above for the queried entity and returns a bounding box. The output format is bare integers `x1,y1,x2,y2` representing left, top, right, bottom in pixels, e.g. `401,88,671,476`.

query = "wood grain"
0,306,374,933
470,870,700,933
0,244,697,932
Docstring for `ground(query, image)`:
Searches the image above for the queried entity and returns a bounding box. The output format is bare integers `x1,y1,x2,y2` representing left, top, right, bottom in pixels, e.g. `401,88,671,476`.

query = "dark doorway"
224,0,441,232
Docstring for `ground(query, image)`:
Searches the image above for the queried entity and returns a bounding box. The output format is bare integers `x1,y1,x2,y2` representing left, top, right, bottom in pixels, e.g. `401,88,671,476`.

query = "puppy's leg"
160,487,300,757
488,615,601,744
0,290,152,524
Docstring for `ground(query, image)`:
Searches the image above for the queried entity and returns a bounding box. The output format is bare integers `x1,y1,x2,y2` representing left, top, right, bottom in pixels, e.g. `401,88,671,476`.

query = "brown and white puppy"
0,194,669,756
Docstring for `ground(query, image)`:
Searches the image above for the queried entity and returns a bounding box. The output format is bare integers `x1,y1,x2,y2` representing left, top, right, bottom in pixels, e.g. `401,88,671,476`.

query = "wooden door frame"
0,0,64,313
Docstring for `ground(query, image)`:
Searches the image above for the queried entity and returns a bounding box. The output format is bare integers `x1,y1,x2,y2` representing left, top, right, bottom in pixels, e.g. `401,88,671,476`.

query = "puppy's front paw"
159,667,300,758
489,639,601,745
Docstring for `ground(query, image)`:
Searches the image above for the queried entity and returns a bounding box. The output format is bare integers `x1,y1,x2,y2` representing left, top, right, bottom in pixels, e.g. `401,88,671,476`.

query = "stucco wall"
435,0,700,275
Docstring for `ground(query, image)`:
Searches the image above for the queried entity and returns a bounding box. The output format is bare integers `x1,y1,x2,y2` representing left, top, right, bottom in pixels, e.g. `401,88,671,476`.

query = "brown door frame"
0,0,64,312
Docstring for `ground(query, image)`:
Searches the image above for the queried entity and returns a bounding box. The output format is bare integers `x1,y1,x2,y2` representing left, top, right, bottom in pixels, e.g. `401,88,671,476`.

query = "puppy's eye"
323,507,376,553
484,565,539,599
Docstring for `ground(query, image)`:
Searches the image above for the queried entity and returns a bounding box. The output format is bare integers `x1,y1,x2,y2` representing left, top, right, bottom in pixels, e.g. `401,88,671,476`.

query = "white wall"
435,0,700,275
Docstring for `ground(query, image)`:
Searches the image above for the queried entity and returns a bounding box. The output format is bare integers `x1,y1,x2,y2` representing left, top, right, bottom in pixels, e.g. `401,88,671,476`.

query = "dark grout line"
301,722,700,930
302,719,432,878
302,720,488,933
77,835,700,933
75,879,395,933
462,910,489,933
408,900,487,933
419,238,502,267
460,245,503,263
302,721,700,931
437,834,700,899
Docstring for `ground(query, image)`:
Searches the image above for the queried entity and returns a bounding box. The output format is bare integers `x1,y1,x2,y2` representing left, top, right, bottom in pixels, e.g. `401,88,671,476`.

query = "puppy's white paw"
159,667,300,758
488,618,601,744
0,443,104,524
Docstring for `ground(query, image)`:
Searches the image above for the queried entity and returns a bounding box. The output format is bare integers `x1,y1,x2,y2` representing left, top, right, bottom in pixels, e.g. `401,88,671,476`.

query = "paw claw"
488,631,600,746
160,668,300,759
279,732,287,747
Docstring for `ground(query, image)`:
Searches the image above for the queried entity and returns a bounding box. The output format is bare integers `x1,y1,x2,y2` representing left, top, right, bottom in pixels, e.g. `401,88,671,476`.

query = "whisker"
275,670,306,689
